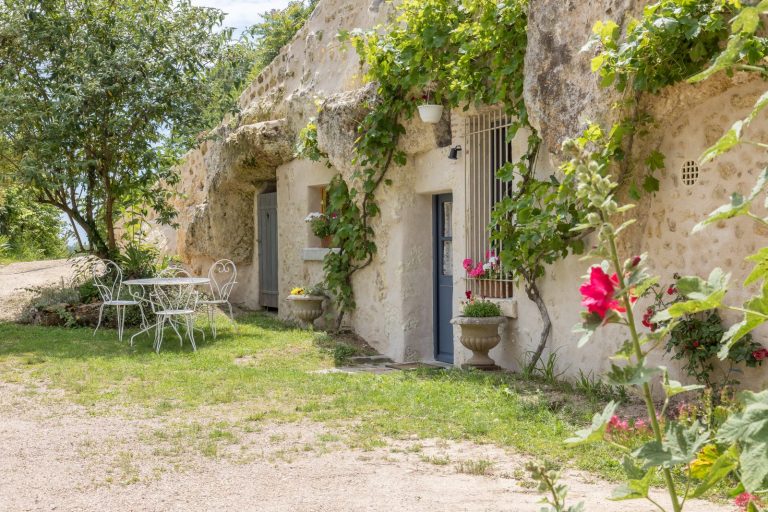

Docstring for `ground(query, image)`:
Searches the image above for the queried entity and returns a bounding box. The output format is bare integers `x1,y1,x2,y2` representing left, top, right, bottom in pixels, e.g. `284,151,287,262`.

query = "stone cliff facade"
156,0,768,389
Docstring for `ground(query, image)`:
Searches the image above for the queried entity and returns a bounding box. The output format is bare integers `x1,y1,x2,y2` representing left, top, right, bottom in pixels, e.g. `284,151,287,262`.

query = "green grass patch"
0,313,624,480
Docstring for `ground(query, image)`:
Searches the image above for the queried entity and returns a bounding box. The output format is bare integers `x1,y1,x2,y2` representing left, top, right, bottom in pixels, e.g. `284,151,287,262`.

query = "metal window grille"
464,109,515,299
681,160,699,186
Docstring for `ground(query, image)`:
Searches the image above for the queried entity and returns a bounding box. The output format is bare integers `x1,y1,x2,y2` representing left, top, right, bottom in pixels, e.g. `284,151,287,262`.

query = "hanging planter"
418,104,444,124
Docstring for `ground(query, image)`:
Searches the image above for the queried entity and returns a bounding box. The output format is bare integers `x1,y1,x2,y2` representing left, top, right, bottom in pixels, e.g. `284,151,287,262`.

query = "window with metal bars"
464,109,514,299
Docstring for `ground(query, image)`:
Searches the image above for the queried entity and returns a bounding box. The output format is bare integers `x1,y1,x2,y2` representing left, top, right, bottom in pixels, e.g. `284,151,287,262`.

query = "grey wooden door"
434,194,454,363
258,192,279,309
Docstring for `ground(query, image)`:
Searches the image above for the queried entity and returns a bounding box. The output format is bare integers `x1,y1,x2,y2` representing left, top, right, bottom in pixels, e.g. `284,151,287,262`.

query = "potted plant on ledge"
286,285,326,328
305,212,335,248
451,291,505,371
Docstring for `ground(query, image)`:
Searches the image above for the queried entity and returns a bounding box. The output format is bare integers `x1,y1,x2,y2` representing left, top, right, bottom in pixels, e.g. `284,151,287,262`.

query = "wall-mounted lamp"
448,145,463,160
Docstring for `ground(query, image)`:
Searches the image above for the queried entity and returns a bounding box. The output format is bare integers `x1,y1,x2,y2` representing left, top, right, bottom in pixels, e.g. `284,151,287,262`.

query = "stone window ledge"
302,247,340,261
487,298,517,319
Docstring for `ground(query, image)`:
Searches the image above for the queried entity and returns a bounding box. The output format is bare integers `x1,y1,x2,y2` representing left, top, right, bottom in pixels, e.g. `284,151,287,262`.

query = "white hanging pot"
418,104,444,124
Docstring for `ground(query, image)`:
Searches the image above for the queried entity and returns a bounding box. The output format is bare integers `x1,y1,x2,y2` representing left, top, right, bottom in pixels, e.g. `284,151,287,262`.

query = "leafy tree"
0,184,66,261
0,0,230,257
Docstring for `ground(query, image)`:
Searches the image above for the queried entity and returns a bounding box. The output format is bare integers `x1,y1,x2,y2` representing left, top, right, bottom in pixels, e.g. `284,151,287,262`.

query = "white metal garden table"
124,277,210,350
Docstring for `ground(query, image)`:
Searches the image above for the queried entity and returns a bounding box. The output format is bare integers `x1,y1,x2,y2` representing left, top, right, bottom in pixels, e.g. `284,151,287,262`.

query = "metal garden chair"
92,260,145,342
150,281,202,353
158,265,191,278
199,259,237,338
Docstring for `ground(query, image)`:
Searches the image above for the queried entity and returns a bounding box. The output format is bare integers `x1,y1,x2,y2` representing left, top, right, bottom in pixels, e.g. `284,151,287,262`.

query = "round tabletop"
124,277,210,286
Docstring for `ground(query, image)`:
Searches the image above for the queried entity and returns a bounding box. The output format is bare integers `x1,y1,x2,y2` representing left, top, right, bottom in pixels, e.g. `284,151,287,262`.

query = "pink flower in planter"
469,263,485,278
463,258,474,272
580,266,626,319
634,419,648,432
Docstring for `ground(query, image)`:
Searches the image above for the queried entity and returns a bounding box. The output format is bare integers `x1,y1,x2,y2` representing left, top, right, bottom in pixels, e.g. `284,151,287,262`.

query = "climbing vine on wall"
584,0,743,199
300,0,544,327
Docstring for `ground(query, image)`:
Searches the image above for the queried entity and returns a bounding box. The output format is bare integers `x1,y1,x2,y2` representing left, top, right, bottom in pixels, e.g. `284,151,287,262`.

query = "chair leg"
155,316,166,353
208,305,217,339
185,315,197,352
93,303,106,337
227,302,237,332
116,305,123,342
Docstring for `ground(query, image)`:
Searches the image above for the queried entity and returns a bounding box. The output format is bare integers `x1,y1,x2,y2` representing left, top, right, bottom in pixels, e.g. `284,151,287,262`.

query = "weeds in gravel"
0,313,626,481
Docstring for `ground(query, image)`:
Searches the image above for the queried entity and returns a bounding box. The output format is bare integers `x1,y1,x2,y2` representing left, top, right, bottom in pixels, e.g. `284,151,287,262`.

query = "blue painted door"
434,194,454,363
258,192,279,309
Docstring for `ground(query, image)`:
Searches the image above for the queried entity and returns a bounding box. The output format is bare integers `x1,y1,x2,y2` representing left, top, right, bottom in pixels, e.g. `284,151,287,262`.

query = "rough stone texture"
317,84,452,174
158,0,768,389
524,0,643,152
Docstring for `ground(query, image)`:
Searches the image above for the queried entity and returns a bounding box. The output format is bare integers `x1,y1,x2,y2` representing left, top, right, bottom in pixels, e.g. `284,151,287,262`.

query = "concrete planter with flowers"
286,286,325,328
451,294,505,371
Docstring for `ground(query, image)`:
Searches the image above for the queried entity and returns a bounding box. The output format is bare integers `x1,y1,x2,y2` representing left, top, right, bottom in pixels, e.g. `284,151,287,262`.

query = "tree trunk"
524,277,552,374
65,213,86,253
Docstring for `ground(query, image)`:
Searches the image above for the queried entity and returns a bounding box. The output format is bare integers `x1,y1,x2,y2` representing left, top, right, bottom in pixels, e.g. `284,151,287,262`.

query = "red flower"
465,290,472,300
734,492,761,510
631,256,641,267
692,341,700,348
580,266,626,319
667,286,677,295
753,348,768,361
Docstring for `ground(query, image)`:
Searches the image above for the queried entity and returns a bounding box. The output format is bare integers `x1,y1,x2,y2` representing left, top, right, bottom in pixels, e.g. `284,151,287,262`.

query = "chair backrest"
208,259,237,301
152,283,197,313
92,259,124,303
158,265,191,278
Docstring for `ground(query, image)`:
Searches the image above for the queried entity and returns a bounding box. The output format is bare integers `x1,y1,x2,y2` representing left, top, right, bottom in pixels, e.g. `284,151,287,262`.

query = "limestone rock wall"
158,0,768,388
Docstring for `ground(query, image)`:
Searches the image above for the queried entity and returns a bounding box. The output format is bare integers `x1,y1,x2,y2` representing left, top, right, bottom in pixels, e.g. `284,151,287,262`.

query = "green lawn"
0,313,625,480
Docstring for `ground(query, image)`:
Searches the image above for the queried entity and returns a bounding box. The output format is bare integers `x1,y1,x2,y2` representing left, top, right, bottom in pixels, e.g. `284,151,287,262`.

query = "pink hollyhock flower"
752,348,768,361
580,266,626,319
607,415,629,433
734,492,760,510
463,258,474,272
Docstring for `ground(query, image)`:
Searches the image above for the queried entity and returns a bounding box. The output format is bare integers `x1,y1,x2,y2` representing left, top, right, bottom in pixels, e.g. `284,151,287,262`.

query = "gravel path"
0,382,729,512
0,259,74,322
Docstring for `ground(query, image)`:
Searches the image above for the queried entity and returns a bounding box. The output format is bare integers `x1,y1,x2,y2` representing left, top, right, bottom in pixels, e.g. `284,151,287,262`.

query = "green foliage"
199,1,320,135
716,390,768,493
319,0,563,331
526,461,585,512
588,0,735,93
245,0,319,75
461,299,501,318
0,185,66,261
0,0,230,256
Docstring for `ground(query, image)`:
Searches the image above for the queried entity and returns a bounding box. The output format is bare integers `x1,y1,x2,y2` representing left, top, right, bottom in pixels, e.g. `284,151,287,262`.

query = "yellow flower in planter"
290,287,306,296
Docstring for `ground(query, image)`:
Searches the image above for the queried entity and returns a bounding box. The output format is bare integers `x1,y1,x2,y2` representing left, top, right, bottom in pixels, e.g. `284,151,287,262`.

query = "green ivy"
588,0,735,94
308,0,536,323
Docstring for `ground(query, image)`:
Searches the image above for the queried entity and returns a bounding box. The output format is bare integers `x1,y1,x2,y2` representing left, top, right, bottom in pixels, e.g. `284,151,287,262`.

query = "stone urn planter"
286,294,325,327
418,104,444,124
450,316,505,370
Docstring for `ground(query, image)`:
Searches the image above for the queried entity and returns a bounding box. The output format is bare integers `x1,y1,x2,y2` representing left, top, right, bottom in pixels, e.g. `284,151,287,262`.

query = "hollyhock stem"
605,226,682,512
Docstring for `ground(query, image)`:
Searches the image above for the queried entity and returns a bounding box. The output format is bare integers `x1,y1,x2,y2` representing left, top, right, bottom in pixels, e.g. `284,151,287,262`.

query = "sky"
189,0,293,33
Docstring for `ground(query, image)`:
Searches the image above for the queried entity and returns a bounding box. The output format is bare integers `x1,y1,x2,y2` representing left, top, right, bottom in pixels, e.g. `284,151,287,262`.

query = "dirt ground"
0,259,74,322
0,382,729,512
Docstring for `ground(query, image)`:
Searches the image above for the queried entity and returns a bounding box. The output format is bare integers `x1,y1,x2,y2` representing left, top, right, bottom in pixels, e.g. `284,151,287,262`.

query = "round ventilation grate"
681,160,699,186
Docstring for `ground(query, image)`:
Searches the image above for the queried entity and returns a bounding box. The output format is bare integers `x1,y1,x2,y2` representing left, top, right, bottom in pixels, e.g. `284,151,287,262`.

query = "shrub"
462,300,501,318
